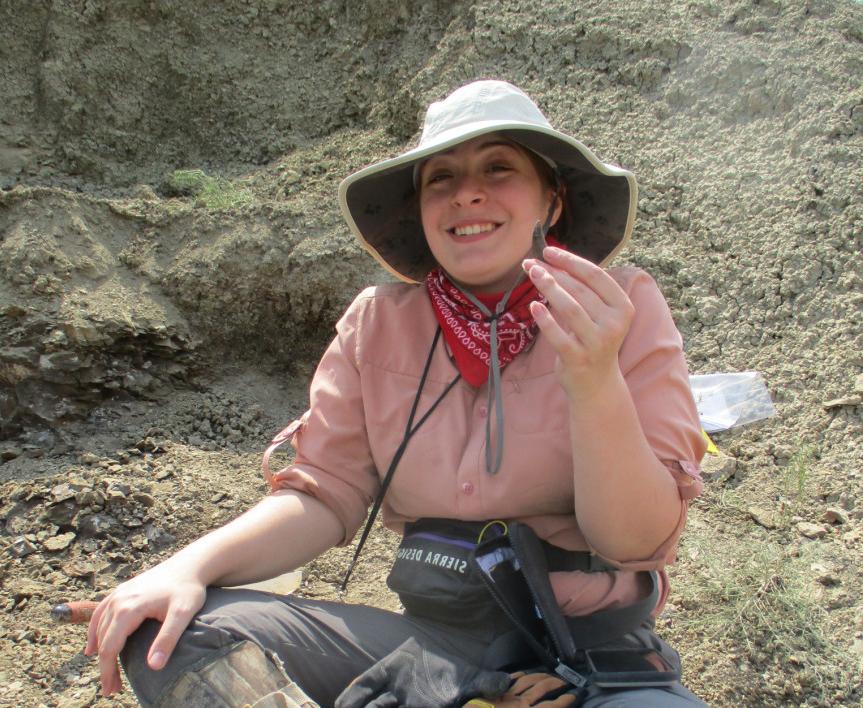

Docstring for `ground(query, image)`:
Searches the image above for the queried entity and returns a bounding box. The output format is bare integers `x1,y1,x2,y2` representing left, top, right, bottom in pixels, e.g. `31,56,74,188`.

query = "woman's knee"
120,612,238,706
581,685,707,706
128,637,317,708
120,618,164,704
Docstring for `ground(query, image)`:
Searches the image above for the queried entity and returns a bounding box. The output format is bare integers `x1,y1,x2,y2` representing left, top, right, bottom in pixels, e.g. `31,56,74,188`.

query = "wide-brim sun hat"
338,80,637,283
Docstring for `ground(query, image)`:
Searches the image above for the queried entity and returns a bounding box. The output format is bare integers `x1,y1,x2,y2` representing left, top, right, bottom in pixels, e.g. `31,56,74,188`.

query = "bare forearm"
163,490,343,588
569,371,681,562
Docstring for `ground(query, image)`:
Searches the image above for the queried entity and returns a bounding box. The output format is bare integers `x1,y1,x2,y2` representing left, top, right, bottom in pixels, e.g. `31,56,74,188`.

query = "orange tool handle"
51,600,100,624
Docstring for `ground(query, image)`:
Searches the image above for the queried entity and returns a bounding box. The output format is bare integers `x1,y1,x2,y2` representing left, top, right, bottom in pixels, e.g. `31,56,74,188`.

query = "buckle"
554,661,588,689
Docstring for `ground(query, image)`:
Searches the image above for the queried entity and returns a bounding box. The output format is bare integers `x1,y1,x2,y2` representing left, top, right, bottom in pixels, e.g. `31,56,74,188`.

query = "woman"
87,80,707,707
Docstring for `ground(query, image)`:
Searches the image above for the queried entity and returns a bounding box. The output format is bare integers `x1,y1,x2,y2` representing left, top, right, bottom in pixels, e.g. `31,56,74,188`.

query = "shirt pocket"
362,366,455,438
505,376,570,434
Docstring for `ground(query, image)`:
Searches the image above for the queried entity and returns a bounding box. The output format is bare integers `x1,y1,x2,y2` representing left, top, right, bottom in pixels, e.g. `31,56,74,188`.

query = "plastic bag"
689,372,775,433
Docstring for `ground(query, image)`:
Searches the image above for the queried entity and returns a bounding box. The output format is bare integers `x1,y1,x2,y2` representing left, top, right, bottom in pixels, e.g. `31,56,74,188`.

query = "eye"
423,170,452,186
486,162,513,175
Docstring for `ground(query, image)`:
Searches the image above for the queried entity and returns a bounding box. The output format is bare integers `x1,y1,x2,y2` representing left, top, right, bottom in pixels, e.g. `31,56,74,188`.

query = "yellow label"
702,429,719,455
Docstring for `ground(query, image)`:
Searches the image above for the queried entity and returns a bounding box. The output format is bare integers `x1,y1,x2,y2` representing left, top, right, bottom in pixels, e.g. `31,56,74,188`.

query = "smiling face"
418,135,560,294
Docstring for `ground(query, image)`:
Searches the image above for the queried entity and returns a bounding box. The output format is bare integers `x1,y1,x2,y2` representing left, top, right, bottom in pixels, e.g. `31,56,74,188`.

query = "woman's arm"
86,490,342,697
564,370,682,561
179,489,343,587
524,248,693,562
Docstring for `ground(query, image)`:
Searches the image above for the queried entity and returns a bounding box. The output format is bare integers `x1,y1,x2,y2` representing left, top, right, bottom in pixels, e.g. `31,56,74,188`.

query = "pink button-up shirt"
265,267,706,616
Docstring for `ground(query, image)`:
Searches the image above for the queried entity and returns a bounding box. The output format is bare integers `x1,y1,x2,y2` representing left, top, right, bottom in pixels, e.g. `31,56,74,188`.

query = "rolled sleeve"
264,290,380,544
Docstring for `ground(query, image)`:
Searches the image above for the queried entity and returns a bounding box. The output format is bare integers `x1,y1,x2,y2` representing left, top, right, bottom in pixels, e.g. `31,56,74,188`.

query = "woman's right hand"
84,560,207,697
82,491,344,697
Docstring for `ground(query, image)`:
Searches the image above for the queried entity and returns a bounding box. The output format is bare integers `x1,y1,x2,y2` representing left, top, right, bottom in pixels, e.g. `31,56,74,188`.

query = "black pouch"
584,647,679,688
473,522,680,691
472,526,552,663
386,519,495,624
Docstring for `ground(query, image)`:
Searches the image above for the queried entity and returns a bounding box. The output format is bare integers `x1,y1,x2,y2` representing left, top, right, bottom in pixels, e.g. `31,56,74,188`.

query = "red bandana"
426,270,546,387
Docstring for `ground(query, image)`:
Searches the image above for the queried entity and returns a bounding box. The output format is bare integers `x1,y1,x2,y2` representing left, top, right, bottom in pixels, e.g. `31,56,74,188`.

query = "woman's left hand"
523,246,634,402
464,671,577,706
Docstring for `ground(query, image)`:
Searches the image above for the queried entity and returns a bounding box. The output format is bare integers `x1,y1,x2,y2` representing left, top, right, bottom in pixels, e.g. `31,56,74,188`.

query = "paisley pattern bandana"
425,269,546,387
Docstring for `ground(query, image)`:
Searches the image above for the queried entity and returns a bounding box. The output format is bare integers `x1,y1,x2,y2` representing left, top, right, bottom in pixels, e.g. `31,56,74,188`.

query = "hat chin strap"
447,275,517,475
443,192,558,475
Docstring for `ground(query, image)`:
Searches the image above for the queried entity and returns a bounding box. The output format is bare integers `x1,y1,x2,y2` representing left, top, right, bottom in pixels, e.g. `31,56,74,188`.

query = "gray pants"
121,588,707,707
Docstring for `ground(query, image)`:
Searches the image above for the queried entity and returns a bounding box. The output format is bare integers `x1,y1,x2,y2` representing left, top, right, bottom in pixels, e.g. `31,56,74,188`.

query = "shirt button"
462,482,475,495
478,406,488,417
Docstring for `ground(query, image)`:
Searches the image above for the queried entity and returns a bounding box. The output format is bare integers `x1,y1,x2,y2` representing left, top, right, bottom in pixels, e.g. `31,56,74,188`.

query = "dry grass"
665,483,858,706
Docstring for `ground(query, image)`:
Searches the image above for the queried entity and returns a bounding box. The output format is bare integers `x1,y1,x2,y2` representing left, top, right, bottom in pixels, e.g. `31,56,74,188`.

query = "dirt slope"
1,1,861,706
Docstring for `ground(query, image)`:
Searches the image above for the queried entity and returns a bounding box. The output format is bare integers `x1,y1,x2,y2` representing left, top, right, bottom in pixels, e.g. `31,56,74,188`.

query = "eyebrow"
429,139,518,159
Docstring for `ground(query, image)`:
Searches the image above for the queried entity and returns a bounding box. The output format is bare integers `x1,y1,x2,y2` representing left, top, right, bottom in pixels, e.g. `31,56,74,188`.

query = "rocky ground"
1,0,862,706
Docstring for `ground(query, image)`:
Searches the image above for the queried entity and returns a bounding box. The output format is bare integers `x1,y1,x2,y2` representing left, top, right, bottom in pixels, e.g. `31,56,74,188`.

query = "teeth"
453,223,496,236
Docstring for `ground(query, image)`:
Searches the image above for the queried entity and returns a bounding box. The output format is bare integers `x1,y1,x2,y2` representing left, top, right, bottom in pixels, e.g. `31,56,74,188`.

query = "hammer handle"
51,600,100,624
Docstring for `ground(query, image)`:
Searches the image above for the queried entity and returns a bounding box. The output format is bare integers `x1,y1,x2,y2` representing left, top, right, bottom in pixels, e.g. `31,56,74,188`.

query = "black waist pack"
386,518,494,623
386,518,620,626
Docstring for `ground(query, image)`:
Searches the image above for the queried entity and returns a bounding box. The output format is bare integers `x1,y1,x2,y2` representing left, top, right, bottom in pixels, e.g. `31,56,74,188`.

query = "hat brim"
339,120,637,283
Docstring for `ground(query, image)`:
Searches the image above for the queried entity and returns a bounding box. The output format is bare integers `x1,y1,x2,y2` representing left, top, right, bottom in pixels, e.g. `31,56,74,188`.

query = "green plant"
781,444,815,502
167,169,253,210
671,534,854,703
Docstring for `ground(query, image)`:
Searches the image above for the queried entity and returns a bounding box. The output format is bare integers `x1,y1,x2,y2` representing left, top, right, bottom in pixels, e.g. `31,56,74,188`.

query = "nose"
451,175,485,207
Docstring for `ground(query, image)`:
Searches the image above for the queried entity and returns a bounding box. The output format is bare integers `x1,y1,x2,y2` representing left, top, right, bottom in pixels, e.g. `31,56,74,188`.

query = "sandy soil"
1,1,862,706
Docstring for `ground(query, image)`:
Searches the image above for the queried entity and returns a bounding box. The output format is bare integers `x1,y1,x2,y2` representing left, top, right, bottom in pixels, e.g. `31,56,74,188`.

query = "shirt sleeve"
264,289,380,545
607,268,707,569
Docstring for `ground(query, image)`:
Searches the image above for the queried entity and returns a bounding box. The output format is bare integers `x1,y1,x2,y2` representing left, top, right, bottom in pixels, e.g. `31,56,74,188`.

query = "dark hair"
519,146,570,240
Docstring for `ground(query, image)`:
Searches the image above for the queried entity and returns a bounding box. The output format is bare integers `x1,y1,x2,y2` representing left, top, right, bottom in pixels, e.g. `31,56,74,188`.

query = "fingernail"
149,651,166,670
529,301,546,316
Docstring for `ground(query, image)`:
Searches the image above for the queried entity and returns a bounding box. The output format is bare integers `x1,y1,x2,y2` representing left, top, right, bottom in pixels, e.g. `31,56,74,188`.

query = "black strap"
543,546,617,574
508,523,659,657
341,328,460,590
401,519,613,574
561,573,659,649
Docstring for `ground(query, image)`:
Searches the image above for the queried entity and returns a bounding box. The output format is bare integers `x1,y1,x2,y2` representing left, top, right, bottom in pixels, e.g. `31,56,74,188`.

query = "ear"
548,184,565,228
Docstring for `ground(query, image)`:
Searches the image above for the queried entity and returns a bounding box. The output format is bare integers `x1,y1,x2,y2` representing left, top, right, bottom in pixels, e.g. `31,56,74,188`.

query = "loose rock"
42,532,76,551
811,563,841,587
748,506,780,530
11,537,38,557
822,395,862,409
701,452,738,483
75,514,117,537
823,508,849,525
797,522,829,539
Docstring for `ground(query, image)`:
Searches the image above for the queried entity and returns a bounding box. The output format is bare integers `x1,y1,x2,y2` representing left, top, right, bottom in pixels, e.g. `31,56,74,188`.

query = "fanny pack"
386,519,492,623
386,518,627,629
